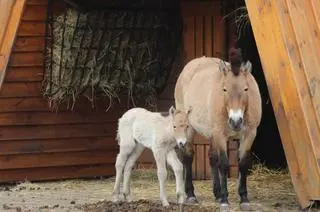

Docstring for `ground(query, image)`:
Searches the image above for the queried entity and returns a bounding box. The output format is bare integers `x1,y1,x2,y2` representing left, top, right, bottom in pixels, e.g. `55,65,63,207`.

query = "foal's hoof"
240,202,255,211
184,196,198,204
215,197,222,203
162,200,170,207
219,203,230,212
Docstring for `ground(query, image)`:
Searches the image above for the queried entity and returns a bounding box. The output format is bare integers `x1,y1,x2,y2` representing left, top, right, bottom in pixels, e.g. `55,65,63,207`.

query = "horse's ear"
169,105,176,116
242,60,252,73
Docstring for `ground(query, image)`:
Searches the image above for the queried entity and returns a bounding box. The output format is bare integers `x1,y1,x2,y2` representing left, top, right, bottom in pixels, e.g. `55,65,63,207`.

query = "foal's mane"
228,47,243,76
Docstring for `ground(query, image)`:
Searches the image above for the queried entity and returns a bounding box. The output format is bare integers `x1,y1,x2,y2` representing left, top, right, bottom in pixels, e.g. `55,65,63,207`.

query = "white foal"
112,106,192,207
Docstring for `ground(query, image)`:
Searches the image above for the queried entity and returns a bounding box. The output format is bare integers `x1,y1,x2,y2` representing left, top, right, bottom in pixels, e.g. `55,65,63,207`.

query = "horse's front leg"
166,149,186,204
238,129,256,211
213,132,229,211
153,148,169,207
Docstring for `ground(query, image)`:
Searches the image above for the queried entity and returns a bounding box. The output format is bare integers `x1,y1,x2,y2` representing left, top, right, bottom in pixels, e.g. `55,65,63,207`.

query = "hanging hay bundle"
43,0,182,111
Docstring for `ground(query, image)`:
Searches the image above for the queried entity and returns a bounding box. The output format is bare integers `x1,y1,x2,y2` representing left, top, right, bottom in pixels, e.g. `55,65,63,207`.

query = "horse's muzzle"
228,117,243,131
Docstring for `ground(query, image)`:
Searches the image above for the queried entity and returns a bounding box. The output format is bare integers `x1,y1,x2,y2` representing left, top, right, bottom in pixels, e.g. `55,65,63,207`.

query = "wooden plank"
0,164,115,183
5,67,44,82
17,21,46,36
0,1,14,44
196,145,205,180
0,97,50,112
0,82,42,97
0,96,127,112
182,15,195,63
0,137,118,155
192,144,196,180
285,0,320,161
13,36,45,52
0,110,123,126
0,123,117,141
205,144,211,179
0,150,117,169
9,52,44,67
0,0,27,93
22,5,47,21
245,0,312,207
27,0,48,6
213,15,224,58
181,1,221,17
195,16,204,57
204,15,213,57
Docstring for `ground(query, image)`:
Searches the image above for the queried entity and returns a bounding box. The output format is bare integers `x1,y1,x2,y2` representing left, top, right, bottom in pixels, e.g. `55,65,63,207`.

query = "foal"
112,106,191,207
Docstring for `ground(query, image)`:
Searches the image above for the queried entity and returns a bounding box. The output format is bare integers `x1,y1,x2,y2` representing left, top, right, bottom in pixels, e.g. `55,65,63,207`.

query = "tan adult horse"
175,48,262,211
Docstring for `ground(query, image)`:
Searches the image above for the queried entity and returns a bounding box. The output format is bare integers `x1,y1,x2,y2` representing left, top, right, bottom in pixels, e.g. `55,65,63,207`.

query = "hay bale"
43,0,182,110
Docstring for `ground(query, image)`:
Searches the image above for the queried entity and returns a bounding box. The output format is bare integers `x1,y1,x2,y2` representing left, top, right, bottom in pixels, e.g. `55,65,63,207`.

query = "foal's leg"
153,148,169,207
208,140,221,202
213,132,229,210
122,144,145,202
238,129,256,210
166,149,186,204
112,143,136,202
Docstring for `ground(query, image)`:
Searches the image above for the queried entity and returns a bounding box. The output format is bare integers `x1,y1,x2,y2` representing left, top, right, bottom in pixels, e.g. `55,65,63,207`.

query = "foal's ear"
186,106,192,115
241,60,252,73
169,105,176,116
219,61,230,76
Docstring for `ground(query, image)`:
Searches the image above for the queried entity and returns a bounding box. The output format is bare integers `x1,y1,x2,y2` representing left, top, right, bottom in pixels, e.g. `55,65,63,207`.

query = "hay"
43,1,182,111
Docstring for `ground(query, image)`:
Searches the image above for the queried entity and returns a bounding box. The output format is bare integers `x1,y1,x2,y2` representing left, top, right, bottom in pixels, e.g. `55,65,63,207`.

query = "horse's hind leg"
238,129,256,211
180,127,197,204
208,140,221,202
122,143,145,202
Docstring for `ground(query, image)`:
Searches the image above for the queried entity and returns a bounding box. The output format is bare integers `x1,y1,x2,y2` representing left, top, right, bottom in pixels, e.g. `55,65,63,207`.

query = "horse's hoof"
177,193,186,204
240,202,255,211
112,193,121,203
184,196,198,205
220,203,230,212
215,197,222,203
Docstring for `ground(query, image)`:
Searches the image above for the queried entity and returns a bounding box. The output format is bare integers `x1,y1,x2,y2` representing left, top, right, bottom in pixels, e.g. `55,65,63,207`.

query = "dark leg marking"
183,155,197,202
209,152,221,202
218,151,229,205
238,151,252,204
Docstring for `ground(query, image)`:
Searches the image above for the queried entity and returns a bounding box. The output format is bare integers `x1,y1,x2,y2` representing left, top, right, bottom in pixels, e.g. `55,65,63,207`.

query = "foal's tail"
116,109,138,146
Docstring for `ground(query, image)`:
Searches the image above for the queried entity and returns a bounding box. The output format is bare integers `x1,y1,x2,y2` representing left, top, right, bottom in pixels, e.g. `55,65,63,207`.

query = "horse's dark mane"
228,47,243,76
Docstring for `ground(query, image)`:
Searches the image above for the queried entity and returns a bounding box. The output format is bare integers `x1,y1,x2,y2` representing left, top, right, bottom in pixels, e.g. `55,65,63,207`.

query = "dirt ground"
0,165,319,212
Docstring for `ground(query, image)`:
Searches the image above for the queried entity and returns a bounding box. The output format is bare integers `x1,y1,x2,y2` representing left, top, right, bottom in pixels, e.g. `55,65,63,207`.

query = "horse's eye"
223,88,227,92
173,126,176,129
244,87,248,91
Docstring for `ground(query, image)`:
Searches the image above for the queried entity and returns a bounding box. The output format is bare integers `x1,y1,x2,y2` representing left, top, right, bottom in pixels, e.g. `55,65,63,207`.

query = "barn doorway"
228,0,287,169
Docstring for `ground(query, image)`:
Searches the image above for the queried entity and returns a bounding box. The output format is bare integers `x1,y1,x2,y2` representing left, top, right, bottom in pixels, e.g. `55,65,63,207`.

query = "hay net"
43,0,182,111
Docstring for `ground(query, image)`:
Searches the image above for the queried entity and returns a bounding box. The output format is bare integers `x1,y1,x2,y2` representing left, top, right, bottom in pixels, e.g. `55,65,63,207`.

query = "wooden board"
0,0,27,91
245,0,320,208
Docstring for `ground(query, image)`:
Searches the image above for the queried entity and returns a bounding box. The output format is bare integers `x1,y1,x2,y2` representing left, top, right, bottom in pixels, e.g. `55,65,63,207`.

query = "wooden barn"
0,0,319,209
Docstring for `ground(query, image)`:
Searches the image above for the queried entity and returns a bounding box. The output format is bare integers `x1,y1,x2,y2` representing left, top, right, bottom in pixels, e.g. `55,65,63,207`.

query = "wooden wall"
137,0,236,179
0,0,121,182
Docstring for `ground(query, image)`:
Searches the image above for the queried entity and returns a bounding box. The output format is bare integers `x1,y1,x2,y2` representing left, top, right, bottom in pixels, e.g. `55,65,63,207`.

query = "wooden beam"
245,0,320,208
0,0,27,92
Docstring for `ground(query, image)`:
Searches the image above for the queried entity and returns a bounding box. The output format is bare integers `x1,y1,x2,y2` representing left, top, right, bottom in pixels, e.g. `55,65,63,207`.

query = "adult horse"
175,48,262,211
